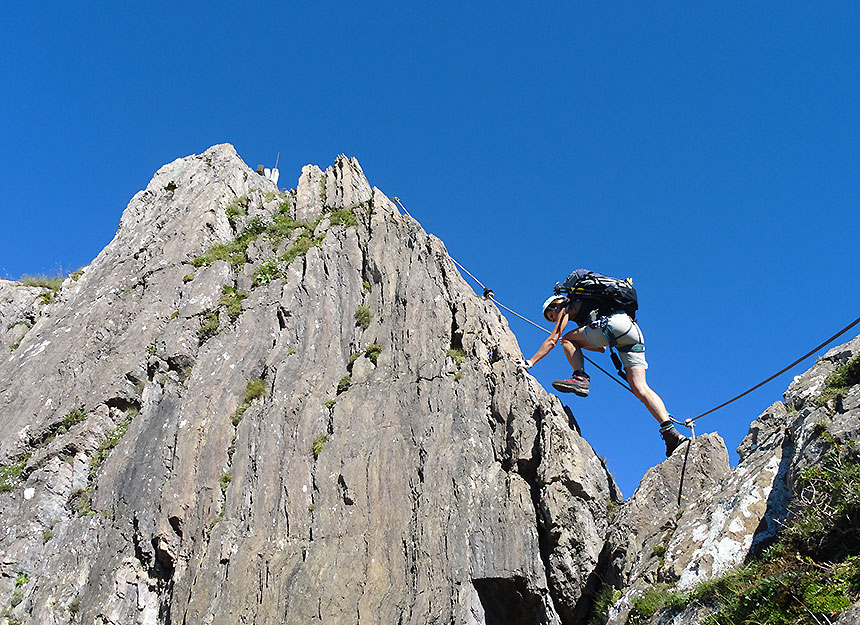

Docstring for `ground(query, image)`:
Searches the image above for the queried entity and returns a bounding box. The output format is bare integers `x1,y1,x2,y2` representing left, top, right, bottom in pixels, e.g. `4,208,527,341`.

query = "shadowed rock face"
0,145,616,624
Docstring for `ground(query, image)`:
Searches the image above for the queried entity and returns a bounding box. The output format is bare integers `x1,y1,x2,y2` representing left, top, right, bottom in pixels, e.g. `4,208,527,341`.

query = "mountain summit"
1,145,858,624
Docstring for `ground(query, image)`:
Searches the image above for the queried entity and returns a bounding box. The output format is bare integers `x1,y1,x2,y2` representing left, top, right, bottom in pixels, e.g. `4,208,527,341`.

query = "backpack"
554,269,638,321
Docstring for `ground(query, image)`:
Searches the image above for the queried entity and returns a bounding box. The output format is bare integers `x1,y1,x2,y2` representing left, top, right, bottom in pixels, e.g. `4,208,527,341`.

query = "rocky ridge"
0,145,857,625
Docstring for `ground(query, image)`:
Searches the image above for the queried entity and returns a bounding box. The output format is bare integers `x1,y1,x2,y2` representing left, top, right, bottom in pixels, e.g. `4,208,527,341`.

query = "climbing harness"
391,198,860,433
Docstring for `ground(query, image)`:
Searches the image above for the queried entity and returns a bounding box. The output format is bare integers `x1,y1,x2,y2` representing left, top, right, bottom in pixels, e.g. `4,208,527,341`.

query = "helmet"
542,295,567,322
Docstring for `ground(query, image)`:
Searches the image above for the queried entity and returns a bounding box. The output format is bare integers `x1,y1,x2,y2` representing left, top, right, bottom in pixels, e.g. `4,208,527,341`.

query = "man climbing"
516,269,688,457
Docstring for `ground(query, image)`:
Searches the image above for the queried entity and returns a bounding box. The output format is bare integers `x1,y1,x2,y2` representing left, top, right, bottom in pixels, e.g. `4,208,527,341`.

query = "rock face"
603,335,860,624
0,145,616,624
1,144,857,625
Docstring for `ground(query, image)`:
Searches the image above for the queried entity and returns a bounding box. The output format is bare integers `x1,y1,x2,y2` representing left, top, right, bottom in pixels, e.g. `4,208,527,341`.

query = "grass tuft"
219,286,248,320
337,375,351,394
355,305,372,330
312,434,328,459
198,312,220,342
365,343,383,365
814,354,860,406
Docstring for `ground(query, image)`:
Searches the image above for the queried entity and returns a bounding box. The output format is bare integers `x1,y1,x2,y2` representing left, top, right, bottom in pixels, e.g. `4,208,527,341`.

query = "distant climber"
515,269,688,457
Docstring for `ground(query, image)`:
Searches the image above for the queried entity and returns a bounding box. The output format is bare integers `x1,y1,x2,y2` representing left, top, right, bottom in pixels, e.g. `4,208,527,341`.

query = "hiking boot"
660,423,688,457
552,371,590,396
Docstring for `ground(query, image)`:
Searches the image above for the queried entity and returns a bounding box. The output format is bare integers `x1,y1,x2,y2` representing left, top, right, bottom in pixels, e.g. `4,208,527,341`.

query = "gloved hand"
512,357,533,370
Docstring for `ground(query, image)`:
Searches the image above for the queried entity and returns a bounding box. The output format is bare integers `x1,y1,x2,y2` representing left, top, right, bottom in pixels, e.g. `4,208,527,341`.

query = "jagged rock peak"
0,145,617,625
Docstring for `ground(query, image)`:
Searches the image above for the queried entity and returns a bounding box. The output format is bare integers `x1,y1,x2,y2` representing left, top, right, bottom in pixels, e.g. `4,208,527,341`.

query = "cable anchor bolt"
685,418,696,440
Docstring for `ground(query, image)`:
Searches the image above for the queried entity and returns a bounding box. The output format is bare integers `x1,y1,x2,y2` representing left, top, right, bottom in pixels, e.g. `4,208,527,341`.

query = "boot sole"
552,381,589,397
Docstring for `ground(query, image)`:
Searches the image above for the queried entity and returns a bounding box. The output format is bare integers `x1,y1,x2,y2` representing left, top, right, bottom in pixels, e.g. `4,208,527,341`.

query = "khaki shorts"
581,313,648,370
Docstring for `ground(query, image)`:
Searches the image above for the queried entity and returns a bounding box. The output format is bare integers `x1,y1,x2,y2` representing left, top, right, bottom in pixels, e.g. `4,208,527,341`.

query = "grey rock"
0,145,614,624
0,279,48,354
295,163,325,222
604,433,729,624
606,334,860,625
835,600,860,624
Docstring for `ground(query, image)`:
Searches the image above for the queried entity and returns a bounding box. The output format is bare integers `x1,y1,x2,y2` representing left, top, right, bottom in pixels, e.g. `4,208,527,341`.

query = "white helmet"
542,295,567,322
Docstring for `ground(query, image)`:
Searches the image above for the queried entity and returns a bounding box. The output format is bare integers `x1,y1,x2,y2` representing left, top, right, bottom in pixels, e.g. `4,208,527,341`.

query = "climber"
515,269,688,457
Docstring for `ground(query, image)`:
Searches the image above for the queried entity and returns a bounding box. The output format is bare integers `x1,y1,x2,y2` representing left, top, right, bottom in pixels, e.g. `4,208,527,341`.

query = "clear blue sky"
3,3,859,496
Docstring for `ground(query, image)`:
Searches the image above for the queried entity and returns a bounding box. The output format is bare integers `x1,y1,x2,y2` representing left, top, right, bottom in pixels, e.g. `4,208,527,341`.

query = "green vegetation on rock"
365,343,382,364
312,434,328,459
0,456,30,491
815,353,860,407
628,427,860,625
337,375,351,394
219,286,248,320
198,312,220,342
90,416,133,477
355,305,372,329
446,348,466,368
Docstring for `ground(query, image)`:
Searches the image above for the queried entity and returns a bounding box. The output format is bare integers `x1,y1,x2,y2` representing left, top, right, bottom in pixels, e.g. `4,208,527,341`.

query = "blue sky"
3,3,859,496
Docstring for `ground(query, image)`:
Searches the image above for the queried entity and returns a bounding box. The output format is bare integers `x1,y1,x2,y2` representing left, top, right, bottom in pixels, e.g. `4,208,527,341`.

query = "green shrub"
70,487,95,517
220,472,232,492
10,588,23,607
267,214,301,247
232,408,247,427
363,280,371,291
348,352,361,367
62,407,87,430
278,200,291,214
325,399,336,410
15,573,29,586
337,375,351,394
198,312,220,342
219,286,248,320
365,343,382,364
446,348,466,368
0,456,30,491
253,258,283,285
585,583,622,625
69,596,81,615
231,378,268,426
244,378,268,403
355,305,372,329
192,216,265,269
281,231,324,264
329,208,358,228
312,434,328,459
42,530,53,543
225,196,249,222
815,354,860,406
628,586,685,623
183,274,194,283
191,241,248,269
782,441,860,558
